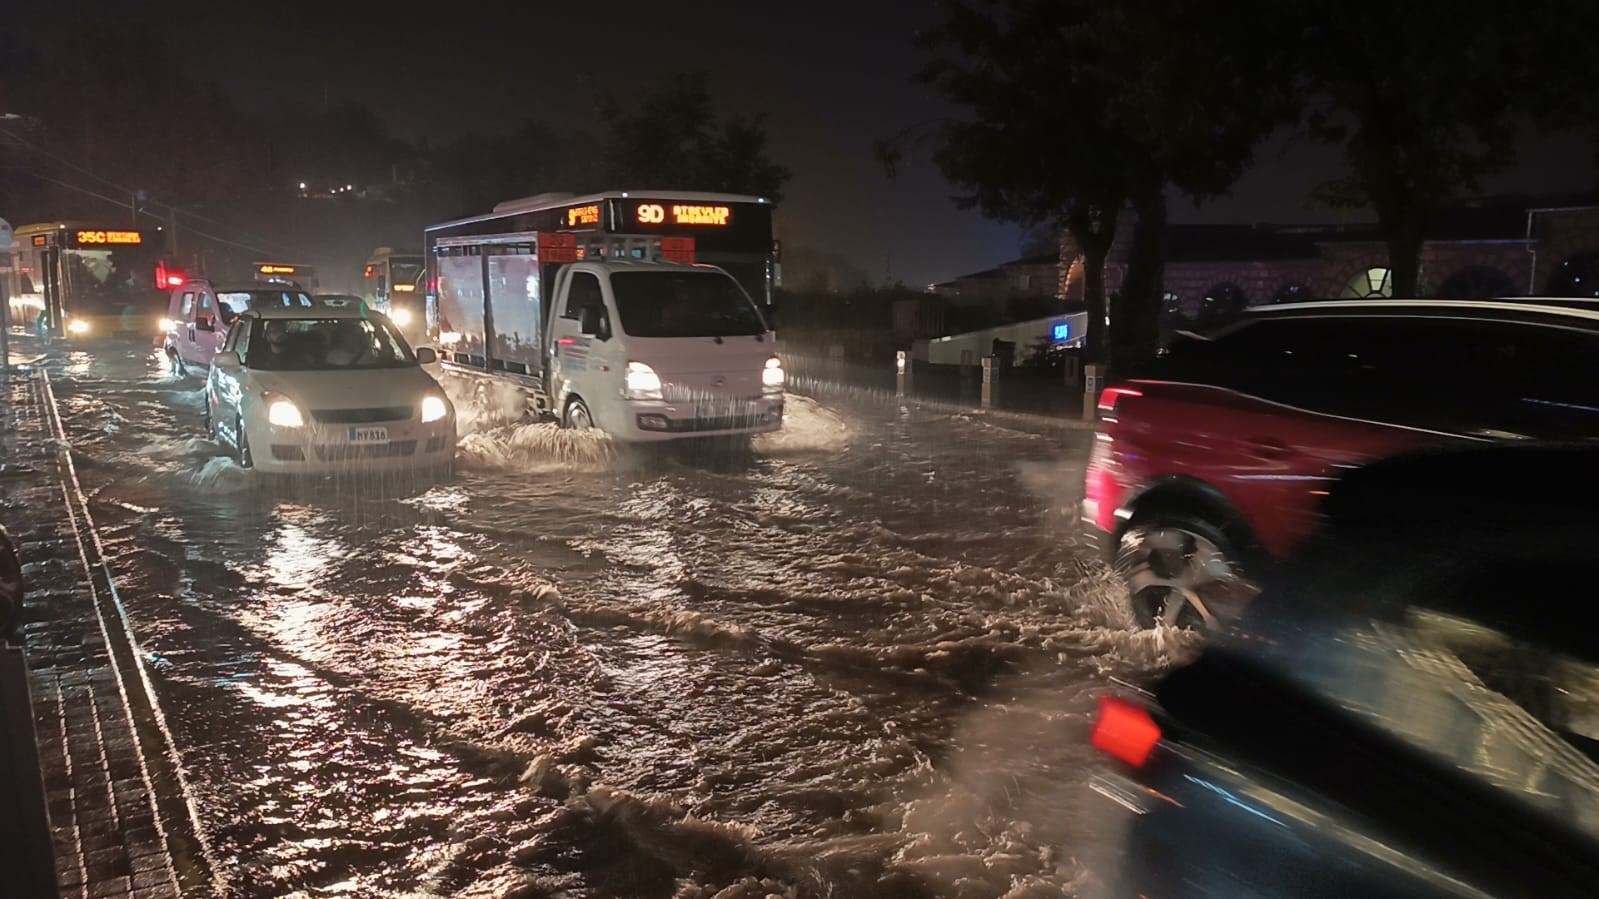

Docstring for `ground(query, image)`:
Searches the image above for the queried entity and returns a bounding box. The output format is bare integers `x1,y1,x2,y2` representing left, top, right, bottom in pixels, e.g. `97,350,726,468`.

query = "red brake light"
1097,385,1143,414
1091,695,1161,767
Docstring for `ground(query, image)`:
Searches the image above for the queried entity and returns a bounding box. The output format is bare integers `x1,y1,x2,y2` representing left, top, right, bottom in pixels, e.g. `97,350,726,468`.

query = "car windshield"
244,317,415,370
610,271,767,338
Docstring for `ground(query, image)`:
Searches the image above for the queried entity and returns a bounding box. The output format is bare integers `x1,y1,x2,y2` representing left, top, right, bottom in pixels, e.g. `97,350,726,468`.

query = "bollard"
895,350,912,398
981,355,998,408
1083,362,1105,420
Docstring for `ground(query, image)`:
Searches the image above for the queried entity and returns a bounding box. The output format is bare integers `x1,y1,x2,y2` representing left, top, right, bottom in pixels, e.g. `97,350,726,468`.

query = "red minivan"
161,279,316,377
1084,299,1599,628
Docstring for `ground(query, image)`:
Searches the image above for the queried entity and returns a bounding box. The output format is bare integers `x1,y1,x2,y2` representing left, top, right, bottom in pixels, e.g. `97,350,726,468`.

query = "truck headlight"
67,318,91,336
390,307,413,328
762,356,785,392
267,397,305,428
624,361,663,400
420,394,449,423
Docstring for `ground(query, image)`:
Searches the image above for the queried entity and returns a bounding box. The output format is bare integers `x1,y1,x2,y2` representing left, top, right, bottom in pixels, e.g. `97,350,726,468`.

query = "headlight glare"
762,356,785,390
66,318,91,335
390,307,413,328
267,397,305,428
421,394,449,423
624,361,663,400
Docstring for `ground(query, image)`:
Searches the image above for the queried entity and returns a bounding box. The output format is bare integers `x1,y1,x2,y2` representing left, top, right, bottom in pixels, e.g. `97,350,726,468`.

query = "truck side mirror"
578,305,608,340
195,316,215,333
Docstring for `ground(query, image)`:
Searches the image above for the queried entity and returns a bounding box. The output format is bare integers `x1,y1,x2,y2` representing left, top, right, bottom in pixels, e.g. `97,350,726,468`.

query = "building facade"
1057,199,1599,321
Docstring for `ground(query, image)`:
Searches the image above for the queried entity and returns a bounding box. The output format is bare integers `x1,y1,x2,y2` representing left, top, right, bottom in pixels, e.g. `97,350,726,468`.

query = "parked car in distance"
162,280,318,377
203,304,454,473
1087,444,1599,898
1082,299,1599,629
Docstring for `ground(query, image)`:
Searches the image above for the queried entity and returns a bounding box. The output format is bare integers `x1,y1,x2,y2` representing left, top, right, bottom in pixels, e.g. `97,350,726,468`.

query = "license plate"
349,426,389,444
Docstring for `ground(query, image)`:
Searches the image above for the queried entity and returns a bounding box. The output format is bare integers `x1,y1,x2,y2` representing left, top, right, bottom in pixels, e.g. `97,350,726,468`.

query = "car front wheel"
235,415,254,469
1115,514,1257,630
563,397,594,430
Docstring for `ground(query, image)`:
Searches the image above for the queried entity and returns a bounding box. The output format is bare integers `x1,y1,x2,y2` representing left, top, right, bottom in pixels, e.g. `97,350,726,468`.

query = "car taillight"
1097,384,1143,414
1091,695,1161,767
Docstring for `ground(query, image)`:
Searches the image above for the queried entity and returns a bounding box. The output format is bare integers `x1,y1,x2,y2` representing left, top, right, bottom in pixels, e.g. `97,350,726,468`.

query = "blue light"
1053,322,1071,341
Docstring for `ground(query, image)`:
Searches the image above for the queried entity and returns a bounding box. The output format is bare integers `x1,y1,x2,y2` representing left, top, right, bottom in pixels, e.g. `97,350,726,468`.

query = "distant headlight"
762,356,785,391
420,394,449,423
267,398,305,428
66,318,91,335
390,307,413,328
624,361,663,400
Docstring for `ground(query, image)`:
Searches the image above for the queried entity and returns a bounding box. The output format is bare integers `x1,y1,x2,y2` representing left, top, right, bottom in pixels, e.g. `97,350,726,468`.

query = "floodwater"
37,339,1198,898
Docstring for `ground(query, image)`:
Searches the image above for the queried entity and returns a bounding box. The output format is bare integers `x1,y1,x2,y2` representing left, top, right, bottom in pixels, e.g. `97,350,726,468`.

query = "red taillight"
1091,695,1161,767
1097,385,1143,414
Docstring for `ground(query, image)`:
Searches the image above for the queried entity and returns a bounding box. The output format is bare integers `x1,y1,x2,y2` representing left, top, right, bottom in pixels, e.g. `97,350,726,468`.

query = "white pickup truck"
425,194,786,441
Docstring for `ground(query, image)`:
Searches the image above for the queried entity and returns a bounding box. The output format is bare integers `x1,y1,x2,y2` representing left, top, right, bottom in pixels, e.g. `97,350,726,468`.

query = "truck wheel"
563,397,594,430
1114,513,1256,631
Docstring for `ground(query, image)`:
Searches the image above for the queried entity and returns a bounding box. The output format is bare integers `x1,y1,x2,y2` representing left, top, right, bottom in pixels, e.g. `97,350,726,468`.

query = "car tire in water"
563,397,594,430
235,415,254,469
1115,513,1257,631
167,347,187,378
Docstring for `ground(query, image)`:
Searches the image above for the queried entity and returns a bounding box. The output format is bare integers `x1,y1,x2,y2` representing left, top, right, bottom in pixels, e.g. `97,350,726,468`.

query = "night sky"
25,1,1599,287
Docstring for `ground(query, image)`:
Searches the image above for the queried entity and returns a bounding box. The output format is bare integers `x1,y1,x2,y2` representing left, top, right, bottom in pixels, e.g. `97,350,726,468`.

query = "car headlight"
267,397,305,428
762,356,785,392
420,394,449,423
66,318,91,335
624,361,663,400
159,318,176,332
390,307,413,328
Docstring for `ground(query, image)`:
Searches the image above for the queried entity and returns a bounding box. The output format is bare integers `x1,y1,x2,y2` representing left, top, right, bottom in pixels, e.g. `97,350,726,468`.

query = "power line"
20,170,303,259
1,125,322,261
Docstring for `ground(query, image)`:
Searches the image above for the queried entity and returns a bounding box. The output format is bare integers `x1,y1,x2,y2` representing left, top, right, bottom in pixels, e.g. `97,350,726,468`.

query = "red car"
1083,299,1599,628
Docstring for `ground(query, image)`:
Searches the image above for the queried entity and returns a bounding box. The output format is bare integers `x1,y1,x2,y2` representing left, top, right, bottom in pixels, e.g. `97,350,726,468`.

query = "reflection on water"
32,340,1180,897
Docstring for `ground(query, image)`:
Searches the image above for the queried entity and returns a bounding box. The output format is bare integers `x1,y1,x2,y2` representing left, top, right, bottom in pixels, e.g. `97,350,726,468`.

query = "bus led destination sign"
634,203,733,227
259,264,298,275
75,230,142,246
566,204,601,227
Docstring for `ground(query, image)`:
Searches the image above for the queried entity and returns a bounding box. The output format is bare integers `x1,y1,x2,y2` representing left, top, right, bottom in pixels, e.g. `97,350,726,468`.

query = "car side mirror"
195,317,215,332
213,350,241,369
415,347,438,365
578,305,608,340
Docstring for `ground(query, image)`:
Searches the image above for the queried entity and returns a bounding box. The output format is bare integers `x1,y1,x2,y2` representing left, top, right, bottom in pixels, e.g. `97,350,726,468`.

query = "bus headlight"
420,394,449,423
267,397,305,428
624,361,663,400
66,318,91,336
390,307,413,328
762,356,785,393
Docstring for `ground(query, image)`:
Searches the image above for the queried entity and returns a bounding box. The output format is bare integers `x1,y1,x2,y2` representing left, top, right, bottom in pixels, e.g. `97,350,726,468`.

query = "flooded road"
36,339,1196,898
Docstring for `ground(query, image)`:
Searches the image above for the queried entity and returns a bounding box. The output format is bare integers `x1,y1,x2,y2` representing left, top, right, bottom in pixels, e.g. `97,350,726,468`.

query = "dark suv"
1088,444,1599,898
1083,299,1599,628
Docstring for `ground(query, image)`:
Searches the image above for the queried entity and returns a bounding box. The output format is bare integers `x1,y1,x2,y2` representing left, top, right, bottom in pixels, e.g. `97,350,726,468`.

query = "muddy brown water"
29,340,1198,898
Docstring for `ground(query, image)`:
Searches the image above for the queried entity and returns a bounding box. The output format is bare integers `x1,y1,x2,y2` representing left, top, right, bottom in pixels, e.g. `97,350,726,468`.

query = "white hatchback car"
203,304,455,473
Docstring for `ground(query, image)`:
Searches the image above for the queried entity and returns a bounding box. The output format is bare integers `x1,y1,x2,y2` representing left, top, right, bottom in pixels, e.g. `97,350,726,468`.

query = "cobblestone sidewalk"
2,367,207,898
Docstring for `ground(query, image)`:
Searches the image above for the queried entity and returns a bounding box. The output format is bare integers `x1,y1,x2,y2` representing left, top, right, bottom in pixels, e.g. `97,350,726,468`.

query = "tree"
912,0,1290,371
1295,1,1595,297
597,73,790,203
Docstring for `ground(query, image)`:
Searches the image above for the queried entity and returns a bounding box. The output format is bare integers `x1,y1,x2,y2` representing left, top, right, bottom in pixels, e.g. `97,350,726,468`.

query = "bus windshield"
389,258,424,287
610,271,767,338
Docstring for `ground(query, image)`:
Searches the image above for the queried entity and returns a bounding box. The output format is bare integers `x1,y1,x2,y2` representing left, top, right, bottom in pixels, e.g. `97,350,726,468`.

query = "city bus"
362,247,426,340
252,261,319,293
422,189,779,420
4,222,169,338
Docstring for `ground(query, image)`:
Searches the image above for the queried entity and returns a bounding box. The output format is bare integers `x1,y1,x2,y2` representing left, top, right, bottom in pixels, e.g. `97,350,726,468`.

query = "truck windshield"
246,318,416,370
610,271,767,338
